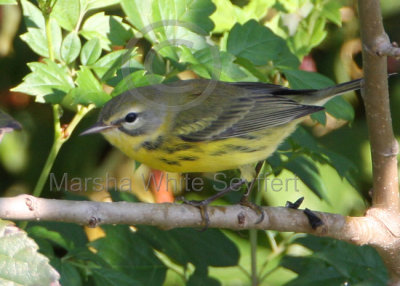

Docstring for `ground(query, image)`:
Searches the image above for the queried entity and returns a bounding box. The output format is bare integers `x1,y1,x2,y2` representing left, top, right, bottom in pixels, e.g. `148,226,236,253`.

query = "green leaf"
0,219,60,285
227,20,288,66
122,0,215,34
51,18,63,61
266,2,337,58
180,46,255,82
320,1,342,27
64,67,111,107
20,1,62,58
309,17,327,48
20,0,44,29
209,0,237,33
111,70,164,97
65,246,110,268
177,0,216,33
105,58,144,87
0,0,17,4
211,0,275,33
285,155,328,200
91,49,136,81
20,18,62,59
187,267,221,286
310,110,326,125
121,0,215,59
232,57,269,82
324,96,355,121
61,32,81,63
11,59,74,103
91,268,142,286
28,226,72,250
90,225,167,286
20,28,48,57
280,4,332,58
282,236,388,285
80,38,102,65
52,0,81,31
51,259,82,286
199,50,255,81
76,67,102,91
283,256,347,285
80,12,134,51
239,0,275,20
28,221,89,248
274,43,300,69
288,127,358,188
323,150,358,188
84,0,120,11
283,69,335,89
137,226,239,268
65,86,109,108
51,245,137,286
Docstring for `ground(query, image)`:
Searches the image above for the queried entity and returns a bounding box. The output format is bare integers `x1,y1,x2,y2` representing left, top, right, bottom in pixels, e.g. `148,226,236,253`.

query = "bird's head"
81,91,166,142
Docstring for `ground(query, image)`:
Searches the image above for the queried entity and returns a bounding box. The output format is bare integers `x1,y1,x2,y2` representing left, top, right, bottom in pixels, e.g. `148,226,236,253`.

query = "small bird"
82,78,361,223
82,78,361,178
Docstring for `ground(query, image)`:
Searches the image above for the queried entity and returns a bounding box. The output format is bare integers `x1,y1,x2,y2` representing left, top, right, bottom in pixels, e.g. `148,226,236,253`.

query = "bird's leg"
177,161,267,229
176,179,246,230
177,179,246,207
239,161,265,224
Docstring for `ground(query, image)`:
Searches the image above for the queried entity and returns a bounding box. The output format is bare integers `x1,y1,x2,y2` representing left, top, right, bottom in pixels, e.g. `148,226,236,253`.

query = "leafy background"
0,0,399,285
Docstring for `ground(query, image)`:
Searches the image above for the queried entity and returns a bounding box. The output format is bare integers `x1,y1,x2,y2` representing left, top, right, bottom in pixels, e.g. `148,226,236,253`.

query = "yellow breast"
102,121,299,173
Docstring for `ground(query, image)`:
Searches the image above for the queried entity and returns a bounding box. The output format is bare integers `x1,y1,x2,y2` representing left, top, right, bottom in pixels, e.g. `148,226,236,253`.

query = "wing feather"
172,81,323,141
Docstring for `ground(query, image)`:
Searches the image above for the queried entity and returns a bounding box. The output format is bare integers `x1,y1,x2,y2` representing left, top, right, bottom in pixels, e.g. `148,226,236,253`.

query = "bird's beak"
80,122,116,136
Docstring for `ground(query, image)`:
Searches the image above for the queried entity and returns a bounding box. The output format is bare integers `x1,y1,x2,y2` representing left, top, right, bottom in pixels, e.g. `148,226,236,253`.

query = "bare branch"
1,195,399,247
358,0,399,212
358,0,400,283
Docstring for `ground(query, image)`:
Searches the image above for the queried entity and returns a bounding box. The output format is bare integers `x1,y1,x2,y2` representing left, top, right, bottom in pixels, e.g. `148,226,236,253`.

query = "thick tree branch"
358,0,399,212
358,0,400,284
1,195,399,247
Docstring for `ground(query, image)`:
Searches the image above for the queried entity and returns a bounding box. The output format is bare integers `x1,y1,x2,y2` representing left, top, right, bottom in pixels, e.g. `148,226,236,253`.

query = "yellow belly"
103,122,299,173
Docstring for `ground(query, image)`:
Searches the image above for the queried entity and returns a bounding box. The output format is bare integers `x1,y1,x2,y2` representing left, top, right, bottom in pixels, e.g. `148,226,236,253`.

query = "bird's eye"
124,112,137,123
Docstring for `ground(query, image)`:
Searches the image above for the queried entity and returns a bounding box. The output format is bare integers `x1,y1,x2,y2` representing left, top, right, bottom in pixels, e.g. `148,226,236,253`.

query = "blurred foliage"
0,219,59,285
281,236,388,285
0,0,399,285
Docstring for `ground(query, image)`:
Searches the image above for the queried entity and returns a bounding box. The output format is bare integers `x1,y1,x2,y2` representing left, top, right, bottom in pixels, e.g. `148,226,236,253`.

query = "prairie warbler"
82,78,361,180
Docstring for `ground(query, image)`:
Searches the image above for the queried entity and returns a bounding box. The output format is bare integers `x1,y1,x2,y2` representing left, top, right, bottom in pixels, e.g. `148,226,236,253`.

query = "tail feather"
269,78,363,105
240,73,396,106
309,73,397,105
310,78,363,105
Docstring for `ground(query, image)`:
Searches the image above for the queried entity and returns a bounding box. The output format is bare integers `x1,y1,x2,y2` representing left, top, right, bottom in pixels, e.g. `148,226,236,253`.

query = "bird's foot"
239,195,264,224
175,196,210,231
175,179,247,230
